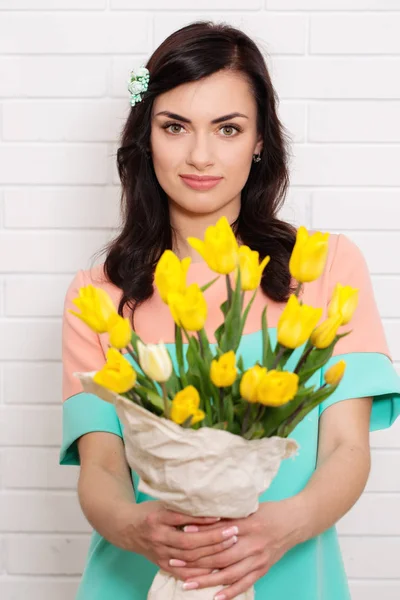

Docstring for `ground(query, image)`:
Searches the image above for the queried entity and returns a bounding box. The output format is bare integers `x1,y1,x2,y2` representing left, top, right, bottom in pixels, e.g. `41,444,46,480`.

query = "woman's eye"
221,126,239,137
162,123,241,136
167,124,184,134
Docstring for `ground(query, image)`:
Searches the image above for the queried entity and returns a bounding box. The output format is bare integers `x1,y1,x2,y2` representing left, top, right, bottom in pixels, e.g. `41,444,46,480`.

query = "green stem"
294,346,313,375
197,330,204,359
226,274,233,309
294,281,302,297
161,382,170,419
271,344,286,370
241,402,252,435
219,387,224,423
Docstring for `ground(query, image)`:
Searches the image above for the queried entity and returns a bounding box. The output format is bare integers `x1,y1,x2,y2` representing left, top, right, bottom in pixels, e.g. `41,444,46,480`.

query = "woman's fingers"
165,524,239,551
162,510,221,528
168,534,238,564
183,555,257,590
160,563,213,580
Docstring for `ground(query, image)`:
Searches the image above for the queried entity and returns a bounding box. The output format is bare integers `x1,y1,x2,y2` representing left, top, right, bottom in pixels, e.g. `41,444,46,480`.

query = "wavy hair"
91,20,297,329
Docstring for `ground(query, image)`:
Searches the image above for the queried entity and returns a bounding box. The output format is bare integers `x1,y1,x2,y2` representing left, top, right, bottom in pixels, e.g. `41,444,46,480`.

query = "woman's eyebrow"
154,111,249,124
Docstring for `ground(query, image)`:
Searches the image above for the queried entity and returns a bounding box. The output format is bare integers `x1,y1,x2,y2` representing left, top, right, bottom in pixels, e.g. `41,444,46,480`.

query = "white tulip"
137,340,173,382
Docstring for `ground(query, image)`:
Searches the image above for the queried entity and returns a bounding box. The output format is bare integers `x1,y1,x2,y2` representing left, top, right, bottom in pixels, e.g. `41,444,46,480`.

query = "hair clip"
127,65,150,107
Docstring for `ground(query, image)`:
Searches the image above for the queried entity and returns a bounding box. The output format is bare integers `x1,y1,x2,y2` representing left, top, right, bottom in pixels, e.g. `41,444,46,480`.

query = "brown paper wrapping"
75,372,299,600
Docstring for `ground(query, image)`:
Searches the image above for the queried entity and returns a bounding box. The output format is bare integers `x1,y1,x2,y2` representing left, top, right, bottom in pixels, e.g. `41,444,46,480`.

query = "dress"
59,232,400,599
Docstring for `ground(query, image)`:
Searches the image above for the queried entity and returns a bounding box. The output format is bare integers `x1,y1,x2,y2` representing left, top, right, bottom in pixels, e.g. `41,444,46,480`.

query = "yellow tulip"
311,313,343,349
324,360,346,386
170,385,205,426
289,226,330,283
240,365,267,403
210,351,237,387
187,215,239,274
167,283,207,332
256,370,299,407
328,283,359,326
107,313,132,349
93,347,136,394
154,250,191,304
69,285,117,333
237,245,271,291
137,340,173,383
277,295,323,349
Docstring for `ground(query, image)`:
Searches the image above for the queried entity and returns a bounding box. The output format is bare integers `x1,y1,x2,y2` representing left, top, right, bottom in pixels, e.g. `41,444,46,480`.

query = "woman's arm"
295,395,373,541
178,396,373,599
76,431,240,581
77,431,138,549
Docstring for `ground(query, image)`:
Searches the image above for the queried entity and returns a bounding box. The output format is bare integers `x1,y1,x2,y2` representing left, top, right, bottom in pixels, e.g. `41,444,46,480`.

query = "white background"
0,1,400,599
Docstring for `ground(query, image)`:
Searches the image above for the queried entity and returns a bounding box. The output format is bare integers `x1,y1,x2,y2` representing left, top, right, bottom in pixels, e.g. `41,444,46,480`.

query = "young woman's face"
150,69,263,217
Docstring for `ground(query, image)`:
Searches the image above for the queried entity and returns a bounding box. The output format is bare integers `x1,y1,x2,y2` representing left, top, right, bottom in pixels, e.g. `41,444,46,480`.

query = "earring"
253,153,261,163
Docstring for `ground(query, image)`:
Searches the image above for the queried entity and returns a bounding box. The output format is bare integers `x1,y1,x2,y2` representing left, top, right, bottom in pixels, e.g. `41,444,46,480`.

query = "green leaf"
198,328,213,363
277,382,340,437
200,275,220,293
135,385,167,412
261,306,275,369
174,324,188,387
219,268,243,352
298,338,337,385
238,288,258,339
243,422,265,440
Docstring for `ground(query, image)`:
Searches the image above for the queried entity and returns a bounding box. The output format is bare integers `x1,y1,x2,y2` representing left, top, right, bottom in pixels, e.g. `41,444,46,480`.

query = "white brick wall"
0,3,399,599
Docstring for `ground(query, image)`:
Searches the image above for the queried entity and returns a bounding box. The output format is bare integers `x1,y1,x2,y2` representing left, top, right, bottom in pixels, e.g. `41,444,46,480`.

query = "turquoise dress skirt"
60,331,400,599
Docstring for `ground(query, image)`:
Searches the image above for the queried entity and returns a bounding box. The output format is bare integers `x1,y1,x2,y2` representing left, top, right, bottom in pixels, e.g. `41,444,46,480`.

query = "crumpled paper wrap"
75,372,299,600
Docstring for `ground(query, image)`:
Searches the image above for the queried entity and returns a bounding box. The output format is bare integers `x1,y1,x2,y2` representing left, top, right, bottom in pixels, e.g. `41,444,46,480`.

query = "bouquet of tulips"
72,217,358,600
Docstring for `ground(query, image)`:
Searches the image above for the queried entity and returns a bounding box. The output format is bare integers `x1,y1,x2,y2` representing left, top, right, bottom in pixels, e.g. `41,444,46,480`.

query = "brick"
5,535,90,575
292,145,400,186
337,494,400,535
310,15,400,54
349,580,400,600
0,145,109,185
114,0,261,8
4,363,62,405
0,57,108,98
0,493,90,533
0,406,62,446
0,0,104,7
3,101,128,142
0,579,80,600
274,58,400,99
0,13,150,54
365,450,400,492
309,102,400,142
266,0,400,9
5,276,80,317
4,187,119,229
3,449,79,490
311,191,400,229
341,536,400,578
0,231,110,273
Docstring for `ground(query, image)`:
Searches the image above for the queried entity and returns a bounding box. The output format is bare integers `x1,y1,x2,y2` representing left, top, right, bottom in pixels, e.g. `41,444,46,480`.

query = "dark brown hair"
91,20,297,329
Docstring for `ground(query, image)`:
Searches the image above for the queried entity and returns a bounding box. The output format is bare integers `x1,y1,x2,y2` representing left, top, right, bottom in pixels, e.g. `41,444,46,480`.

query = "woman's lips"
180,176,223,190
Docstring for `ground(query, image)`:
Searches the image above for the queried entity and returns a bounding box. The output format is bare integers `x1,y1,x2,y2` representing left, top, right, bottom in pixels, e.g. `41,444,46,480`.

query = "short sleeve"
59,269,123,466
319,234,400,431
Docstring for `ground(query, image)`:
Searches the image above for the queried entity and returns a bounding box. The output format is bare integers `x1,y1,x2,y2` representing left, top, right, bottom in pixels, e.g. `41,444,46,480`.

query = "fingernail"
169,559,186,567
222,535,238,547
183,582,199,590
183,525,199,533
222,525,239,538
215,594,226,600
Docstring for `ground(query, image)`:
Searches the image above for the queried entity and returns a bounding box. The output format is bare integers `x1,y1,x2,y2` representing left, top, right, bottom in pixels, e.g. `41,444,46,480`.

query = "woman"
60,21,400,600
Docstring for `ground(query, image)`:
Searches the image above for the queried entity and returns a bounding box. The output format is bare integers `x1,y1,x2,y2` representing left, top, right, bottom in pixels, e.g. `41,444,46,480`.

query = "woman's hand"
121,500,240,581
180,497,306,599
